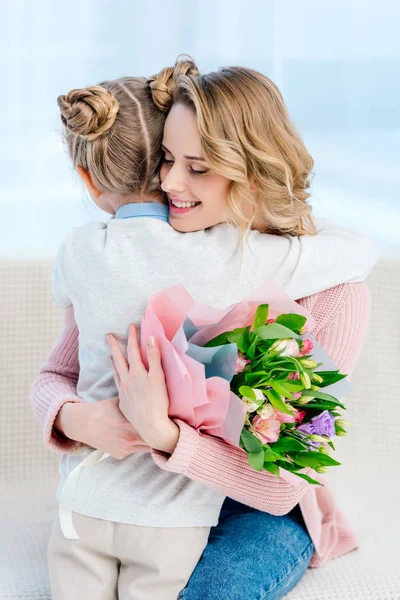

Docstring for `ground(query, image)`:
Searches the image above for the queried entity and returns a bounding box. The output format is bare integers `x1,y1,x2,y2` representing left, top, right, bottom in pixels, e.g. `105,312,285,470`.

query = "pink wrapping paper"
139,278,316,447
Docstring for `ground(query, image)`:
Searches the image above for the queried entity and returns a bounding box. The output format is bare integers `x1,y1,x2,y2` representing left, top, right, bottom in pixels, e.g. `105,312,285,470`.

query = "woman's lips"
169,198,201,216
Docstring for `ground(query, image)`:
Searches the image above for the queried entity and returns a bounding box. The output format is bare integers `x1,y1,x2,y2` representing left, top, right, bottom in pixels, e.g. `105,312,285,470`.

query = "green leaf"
204,332,231,348
290,451,341,469
313,370,347,387
247,450,264,471
240,429,263,453
263,462,281,477
269,381,295,401
292,400,340,417
245,372,270,386
227,327,252,353
301,390,346,410
264,389,293,415
255,323,298,340
263,445,281,462
275,313,307,334
275,380,304,392
253,304,269,331
328,441,336,451
276,460,301,471
289,471,323,486
295,402,342,411
247,335,259,360
239,386,257,400
270,436,308,453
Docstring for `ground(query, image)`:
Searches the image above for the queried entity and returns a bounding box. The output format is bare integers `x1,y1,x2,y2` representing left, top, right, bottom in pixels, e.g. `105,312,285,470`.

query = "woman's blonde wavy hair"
169,66,317,236
57,60,198,196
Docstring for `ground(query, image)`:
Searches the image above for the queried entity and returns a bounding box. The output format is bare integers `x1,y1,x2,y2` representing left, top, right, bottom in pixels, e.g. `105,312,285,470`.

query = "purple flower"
297,410,336,439
297,421,321,448
311,411,336,438
297,422,315,436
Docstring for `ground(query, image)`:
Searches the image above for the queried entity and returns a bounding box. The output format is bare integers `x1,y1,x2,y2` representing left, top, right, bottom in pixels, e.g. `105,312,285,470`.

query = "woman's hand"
107,325,179,454
54,396,151,459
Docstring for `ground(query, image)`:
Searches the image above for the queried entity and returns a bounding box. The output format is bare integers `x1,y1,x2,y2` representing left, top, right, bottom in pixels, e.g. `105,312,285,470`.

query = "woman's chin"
169,217,199,233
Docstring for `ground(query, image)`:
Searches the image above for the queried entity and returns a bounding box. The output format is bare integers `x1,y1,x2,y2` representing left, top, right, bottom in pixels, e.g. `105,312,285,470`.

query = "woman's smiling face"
160,103,231,232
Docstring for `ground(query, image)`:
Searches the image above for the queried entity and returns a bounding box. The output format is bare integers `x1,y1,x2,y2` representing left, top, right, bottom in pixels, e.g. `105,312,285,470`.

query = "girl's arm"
244,218,380,299
30,307,84,453
151,282,371,515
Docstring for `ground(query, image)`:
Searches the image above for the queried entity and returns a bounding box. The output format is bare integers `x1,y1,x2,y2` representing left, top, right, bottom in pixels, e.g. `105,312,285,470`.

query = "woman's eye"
163,158,174,165
190,167,208,176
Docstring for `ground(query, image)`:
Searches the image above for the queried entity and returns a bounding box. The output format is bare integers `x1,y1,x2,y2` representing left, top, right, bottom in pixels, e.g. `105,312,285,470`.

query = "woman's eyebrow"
162,144,205,162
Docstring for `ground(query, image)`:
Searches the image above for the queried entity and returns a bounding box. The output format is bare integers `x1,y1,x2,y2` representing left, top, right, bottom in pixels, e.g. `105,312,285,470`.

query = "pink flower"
288,372,300,380
274,409,296,424
295,409,307,423
292,392,302,400
267,318,276,323
234,352,250,375
252,415,281,444
300,338,313,356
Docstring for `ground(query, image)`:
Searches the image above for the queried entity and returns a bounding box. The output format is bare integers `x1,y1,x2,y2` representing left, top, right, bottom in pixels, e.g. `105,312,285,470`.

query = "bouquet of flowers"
204,303,350,486
139,278,351,486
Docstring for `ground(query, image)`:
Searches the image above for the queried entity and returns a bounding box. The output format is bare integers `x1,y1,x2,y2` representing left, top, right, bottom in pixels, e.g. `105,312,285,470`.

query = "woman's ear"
77,166,102,200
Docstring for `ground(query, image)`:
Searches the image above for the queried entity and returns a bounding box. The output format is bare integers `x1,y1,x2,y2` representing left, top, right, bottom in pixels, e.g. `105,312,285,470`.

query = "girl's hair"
57,59,198,195
155,65,317,236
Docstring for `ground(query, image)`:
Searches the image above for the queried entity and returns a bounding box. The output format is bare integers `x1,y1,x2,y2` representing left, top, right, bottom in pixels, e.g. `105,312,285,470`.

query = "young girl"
32,59,377,599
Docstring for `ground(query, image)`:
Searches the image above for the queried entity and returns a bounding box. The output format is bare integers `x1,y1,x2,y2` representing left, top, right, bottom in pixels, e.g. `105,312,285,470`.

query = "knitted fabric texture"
30,282,370,567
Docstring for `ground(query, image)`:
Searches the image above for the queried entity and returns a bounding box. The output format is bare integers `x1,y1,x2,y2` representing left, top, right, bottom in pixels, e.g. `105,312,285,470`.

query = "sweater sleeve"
151,282,371,515
30,306,84,454
244,218,380,300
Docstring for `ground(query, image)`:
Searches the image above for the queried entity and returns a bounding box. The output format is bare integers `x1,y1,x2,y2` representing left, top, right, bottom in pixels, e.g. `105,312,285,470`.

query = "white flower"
242,398,259,412
253,389,265,402
270,339,300,357
242,389,265,413
257,404,275,419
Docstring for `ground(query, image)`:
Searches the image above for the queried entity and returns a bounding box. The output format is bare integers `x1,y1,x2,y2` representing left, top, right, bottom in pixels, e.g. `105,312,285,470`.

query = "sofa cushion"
0,487,57,600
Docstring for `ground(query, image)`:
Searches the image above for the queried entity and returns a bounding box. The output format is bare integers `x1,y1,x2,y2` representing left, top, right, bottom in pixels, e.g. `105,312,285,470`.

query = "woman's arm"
151,282,371,515
30,307,84,453
30,308,149,458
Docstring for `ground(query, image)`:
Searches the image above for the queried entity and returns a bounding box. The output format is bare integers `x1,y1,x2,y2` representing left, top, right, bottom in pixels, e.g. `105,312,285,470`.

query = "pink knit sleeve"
151,282,371,515
30,307,84,454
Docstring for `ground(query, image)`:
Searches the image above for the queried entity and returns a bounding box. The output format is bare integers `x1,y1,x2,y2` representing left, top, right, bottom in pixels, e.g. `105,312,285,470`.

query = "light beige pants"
47,512,210,600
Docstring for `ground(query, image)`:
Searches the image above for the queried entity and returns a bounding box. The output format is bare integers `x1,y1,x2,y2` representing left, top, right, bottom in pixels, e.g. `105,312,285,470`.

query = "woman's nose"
161,164,186,194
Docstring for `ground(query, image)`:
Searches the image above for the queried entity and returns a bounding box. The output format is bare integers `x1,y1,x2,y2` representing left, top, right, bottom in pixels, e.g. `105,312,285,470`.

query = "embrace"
31,56,378,600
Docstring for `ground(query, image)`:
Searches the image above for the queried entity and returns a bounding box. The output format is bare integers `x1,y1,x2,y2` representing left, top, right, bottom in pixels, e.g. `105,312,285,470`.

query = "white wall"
2,0,398,251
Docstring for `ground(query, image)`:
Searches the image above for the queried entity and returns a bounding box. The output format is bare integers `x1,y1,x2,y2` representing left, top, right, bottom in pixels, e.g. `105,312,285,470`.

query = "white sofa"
0,255,399,600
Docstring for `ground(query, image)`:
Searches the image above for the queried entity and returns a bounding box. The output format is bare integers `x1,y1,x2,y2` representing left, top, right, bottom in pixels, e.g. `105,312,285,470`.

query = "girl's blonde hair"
57,60,198,195
154,65,317,236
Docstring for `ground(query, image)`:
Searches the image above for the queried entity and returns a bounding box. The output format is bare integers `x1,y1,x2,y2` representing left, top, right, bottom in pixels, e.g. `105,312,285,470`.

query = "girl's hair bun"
57,86,120,141
148,56,199,112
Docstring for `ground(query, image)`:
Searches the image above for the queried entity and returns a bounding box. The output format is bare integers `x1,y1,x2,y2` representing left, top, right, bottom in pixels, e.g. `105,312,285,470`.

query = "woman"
32,61,375,599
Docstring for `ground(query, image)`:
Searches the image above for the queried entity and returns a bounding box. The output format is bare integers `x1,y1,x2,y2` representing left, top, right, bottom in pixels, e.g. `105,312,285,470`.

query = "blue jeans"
178,498,314,600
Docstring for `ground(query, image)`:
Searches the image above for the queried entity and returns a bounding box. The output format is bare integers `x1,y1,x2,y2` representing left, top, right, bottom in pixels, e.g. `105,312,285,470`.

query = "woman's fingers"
146,335,163,377
131,444,151,453
110,357,121,390
127,324,146,375
107,333,129,381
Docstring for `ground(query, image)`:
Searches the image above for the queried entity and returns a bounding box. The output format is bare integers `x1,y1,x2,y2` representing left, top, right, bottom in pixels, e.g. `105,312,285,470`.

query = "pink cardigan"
30,282,370,568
